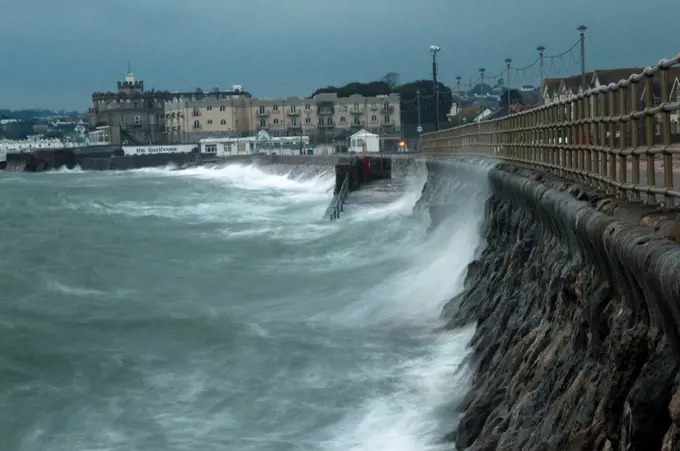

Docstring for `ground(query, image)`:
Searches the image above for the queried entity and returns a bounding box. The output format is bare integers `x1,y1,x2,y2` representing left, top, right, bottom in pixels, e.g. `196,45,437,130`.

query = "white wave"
323,327,475,451
320,161,490,451
345,159,427,223
125,162,335,194
46,164,83,174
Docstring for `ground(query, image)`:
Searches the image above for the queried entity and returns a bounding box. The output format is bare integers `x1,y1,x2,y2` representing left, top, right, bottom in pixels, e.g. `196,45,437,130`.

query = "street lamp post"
430,45,441,131
478,68,485,97
455,76,462,126
577,25,587,92
416,90,422,151
537,46,545,103
504,58,512,111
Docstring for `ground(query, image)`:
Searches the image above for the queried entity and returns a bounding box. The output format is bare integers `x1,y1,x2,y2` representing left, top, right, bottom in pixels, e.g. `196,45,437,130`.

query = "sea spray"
0,159,492,451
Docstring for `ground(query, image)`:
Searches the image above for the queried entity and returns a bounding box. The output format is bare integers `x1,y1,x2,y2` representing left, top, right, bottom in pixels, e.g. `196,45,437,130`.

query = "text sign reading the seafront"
122,145,195,156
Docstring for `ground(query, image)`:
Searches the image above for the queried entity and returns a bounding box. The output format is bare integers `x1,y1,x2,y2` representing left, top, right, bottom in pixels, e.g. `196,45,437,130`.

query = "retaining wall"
419,157,680,450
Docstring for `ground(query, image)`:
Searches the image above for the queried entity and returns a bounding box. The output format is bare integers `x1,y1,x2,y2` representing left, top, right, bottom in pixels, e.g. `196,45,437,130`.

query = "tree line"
310,72,530,137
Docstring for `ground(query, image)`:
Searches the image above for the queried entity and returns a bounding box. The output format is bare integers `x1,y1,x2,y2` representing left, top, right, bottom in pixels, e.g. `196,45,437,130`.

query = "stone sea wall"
419,158,680,450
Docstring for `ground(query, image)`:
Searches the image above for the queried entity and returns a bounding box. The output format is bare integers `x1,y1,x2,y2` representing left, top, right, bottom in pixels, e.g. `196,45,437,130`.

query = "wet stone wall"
420,159,680,451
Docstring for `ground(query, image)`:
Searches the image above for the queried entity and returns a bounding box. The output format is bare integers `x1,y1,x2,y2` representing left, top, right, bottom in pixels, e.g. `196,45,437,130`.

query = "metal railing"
328,173,349,220
422,53,680,207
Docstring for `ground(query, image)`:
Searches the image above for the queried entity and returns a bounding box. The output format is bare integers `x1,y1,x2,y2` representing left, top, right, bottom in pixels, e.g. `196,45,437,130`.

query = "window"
371,115,377,122
134,116,141,125
220,105,226,111
318,118,323,125
273,105,279,111
326,117,332,125
207,119,213,125
204,144,217,153
207,106,213,111
133,102,138,109
291,118,297,126
193,108,200,117
384,116,390,123
193,120,200,129
354,103,359,111
291,105,296,113
353,116,360,125
305,117,311,124
259,105,265,114
260,119,266,127
304,104,310,110
273,119,279,125
220,119,226,125
340,116,346,123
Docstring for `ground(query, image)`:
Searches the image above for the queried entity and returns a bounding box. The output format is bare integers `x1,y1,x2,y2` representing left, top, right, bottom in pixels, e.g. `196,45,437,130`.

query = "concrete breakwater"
3,146,214,172
417,158,680,450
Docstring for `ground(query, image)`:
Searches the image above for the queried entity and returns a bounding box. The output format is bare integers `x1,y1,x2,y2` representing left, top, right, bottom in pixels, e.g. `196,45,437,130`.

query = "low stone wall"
418,158,680,450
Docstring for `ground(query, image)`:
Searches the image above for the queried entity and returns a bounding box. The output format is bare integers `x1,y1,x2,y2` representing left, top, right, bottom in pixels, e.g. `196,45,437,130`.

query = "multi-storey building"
168,92,401,144
92,71,402,146
164,86,250,143
249,92,401,141
90,70,167,145
91,71,249,145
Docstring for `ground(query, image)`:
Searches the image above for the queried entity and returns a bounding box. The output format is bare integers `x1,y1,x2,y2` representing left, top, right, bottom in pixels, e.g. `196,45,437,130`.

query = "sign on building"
122,145,196,156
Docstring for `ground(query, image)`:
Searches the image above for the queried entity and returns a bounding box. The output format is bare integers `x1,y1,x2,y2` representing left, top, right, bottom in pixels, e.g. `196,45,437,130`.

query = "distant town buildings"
540,68,680,136
90,70,402,147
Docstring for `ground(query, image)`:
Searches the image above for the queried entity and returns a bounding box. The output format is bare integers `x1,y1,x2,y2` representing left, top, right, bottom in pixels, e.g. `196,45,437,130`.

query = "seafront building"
167,92,401,145
199,130,312,156
90,71,248,146
90,71,402,149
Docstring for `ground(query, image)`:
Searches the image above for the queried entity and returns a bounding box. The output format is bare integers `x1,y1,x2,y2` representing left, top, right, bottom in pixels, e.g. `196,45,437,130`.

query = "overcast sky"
0,0,677,110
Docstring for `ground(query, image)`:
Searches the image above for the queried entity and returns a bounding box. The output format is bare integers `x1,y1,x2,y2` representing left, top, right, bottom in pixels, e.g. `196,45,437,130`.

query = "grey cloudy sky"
0,0,677,110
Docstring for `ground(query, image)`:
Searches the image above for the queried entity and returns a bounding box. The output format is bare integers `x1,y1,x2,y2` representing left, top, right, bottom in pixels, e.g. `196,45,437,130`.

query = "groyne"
3,146,215,172
417,158,680,450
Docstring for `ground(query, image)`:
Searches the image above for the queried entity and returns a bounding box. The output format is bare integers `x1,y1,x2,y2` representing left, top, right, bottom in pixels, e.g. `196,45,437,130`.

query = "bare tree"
381,72,401,89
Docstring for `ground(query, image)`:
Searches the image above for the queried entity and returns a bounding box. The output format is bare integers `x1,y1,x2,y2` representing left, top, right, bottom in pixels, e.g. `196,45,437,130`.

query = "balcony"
317,108,334,115
257,110,270,117
288,109,301,116
380,106,394,114
349,108,363,115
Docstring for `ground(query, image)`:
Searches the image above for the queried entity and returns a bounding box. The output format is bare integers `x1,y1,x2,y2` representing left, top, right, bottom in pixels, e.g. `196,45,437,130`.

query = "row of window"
256,103,390,113
189,116,393,130
186,104,391,114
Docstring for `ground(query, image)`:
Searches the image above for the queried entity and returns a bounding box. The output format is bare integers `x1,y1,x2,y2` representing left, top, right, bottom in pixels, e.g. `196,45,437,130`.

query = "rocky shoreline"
419,160,680,450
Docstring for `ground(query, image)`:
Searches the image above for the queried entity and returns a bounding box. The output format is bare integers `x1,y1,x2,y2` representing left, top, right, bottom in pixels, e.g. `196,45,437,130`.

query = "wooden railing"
422,53,680,207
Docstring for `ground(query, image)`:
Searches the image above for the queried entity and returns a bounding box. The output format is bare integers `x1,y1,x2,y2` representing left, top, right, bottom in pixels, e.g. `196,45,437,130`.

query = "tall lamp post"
455,76,462,126
416,90,422,151
537,46,545,103
430,45,441,131
504,58,512,111
479,68,486,97
577,25,587,92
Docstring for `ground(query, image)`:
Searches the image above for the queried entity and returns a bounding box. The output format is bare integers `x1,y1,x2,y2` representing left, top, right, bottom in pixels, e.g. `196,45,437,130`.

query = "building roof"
449,106,483,123
351,128,378,137
591,67,643,87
